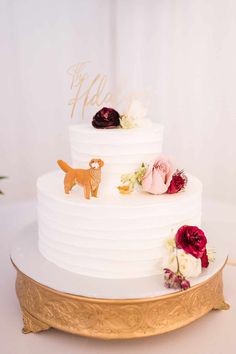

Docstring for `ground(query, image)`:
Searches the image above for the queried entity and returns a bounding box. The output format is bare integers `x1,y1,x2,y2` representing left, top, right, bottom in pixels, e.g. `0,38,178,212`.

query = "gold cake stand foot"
21,309,50,334
213,300,230,311
13,261,229,340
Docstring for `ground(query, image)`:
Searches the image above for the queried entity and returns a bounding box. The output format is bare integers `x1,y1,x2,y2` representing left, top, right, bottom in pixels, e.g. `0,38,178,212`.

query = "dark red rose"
167,169,187,194
92,107,120,129
175,225,207,259
201,249,209,268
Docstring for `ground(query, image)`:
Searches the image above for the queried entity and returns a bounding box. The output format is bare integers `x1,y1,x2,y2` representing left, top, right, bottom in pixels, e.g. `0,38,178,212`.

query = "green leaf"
119,163,148,191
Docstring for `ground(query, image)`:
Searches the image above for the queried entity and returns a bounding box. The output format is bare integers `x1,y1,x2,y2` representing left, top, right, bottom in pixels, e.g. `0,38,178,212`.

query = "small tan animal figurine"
57,159,104,200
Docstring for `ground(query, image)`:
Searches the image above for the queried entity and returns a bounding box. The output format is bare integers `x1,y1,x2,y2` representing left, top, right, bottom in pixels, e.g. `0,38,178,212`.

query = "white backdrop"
1,0,236,203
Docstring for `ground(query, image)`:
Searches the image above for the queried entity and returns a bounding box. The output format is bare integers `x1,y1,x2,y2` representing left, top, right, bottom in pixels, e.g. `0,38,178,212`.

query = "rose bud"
163,268,172,280
92,107,120,129
164,268,181,289
167,169,188,194
201,249,209,268
180,279,191,290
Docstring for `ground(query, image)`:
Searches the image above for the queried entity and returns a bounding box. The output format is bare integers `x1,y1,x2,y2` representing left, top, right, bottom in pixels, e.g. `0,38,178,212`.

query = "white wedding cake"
37,109,202,279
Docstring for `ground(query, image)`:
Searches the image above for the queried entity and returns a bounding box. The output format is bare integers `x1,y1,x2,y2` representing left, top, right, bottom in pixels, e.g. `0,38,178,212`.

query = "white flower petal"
177,249,202,278
127,100,148,120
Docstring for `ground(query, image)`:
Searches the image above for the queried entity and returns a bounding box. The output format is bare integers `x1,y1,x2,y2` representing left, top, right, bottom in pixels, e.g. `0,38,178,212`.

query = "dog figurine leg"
92,186,99,198
84,184,91,200
64,175,73,194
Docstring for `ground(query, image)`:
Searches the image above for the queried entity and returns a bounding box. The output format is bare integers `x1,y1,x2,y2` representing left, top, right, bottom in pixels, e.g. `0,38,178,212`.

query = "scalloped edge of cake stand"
12,258,229,340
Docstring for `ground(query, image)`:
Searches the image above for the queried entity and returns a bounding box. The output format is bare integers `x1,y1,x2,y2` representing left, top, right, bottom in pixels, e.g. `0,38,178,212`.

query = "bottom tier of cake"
37,171,202,279
11,232,229,339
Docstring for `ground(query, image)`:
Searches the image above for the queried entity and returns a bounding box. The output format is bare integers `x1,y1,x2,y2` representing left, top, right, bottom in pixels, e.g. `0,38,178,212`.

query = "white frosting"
69,123,164,195
37,171,202,279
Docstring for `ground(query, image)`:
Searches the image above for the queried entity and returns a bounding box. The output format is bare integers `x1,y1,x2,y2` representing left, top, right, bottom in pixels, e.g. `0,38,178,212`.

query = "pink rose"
142,158,174,194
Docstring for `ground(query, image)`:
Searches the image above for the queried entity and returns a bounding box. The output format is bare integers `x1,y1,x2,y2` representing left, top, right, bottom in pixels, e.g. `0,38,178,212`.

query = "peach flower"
142,158,174,194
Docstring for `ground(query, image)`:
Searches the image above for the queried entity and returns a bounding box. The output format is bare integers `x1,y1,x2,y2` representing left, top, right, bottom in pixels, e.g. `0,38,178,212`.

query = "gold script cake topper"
68,61,151,120
68,61,115,119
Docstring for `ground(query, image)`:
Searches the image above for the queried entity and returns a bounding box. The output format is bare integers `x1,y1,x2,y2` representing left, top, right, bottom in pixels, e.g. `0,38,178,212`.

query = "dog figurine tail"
57,160,72,173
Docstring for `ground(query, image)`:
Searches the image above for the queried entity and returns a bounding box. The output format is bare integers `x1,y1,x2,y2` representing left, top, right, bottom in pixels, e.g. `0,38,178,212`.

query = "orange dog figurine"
57,159,104,200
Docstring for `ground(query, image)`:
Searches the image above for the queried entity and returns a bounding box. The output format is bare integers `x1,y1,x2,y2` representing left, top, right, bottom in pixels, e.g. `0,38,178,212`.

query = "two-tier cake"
11,103,229,339
12,103,229,339
37,105,202,280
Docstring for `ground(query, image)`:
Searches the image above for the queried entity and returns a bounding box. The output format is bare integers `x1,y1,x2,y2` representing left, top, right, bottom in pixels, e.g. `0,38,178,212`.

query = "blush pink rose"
142,158,174,194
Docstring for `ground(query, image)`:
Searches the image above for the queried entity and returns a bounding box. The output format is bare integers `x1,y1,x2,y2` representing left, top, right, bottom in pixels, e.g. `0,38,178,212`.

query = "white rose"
124,100,152,128
120,115,137,129
177,249,202,278
162,249,202,278
127,100,147,120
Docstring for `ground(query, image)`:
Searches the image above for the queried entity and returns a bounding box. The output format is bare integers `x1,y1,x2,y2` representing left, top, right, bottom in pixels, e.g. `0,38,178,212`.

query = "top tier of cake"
69,123,164,195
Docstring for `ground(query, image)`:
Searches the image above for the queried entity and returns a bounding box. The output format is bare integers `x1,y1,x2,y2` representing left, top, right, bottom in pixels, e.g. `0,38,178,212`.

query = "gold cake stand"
12,260,229,340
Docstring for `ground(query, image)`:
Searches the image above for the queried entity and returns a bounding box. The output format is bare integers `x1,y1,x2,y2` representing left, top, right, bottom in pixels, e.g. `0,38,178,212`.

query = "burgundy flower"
167,169,187,194
164,268,190,291
92,107,120,129
164,268,181,289
201,249,209,268
180,279,190,290
176,225,207,259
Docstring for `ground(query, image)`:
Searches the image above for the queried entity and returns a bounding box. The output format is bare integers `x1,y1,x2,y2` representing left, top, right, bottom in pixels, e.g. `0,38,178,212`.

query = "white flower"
162,249,202,278
121,100,152,129
120,115,137,129
164,235,176,253
177,250,202,278
207,247,216,262
127,100,147,120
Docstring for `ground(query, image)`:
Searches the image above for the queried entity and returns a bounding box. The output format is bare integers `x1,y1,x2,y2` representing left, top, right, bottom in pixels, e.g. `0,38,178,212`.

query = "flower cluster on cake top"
117,157,188,195
162,225,215,290
92,100,152,129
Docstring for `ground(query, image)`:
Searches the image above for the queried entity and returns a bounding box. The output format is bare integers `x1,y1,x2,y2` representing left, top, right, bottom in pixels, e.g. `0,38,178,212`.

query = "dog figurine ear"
98,159,104,167
89,159,95,168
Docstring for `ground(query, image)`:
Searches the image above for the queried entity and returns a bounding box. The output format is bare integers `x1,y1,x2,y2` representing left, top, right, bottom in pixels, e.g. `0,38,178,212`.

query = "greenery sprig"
118,163,147,194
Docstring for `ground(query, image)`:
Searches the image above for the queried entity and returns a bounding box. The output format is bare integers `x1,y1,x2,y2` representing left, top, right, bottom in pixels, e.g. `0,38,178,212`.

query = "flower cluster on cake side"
117,157,187,195
162,226,215,290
